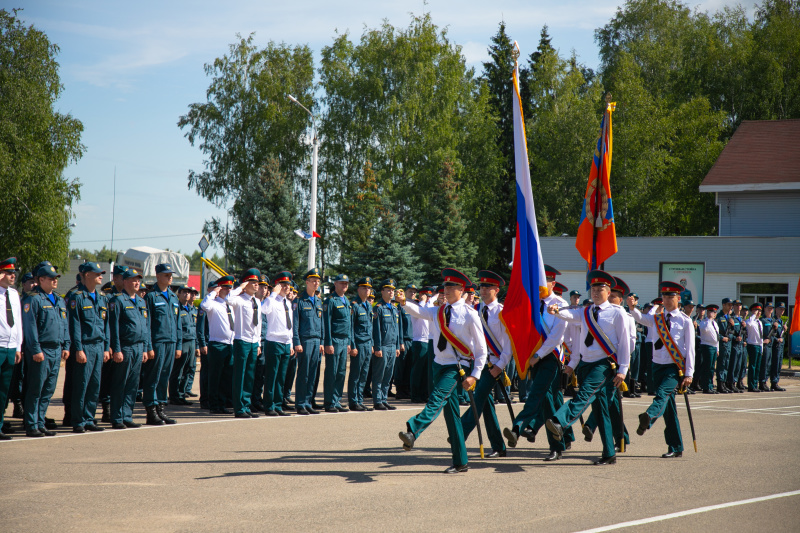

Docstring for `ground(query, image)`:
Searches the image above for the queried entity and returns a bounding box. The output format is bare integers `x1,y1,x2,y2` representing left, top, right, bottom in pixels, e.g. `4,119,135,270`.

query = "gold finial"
512,41,520,62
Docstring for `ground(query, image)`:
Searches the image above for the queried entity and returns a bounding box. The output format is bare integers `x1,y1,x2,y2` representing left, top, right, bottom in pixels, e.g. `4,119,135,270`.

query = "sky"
13,0,757,258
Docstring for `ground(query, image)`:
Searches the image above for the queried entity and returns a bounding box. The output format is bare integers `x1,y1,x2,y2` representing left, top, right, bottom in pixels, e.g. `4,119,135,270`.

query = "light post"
288,94,319,271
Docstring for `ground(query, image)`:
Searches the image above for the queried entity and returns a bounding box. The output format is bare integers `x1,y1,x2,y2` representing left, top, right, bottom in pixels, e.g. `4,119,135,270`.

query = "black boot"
101,402,111,423
146,405,165,426
156,404,177,425
12,399,23,419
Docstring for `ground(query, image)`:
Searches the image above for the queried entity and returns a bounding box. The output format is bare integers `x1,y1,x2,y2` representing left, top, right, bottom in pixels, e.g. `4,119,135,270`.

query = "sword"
617,383,627,453
679,384,698,453
456,360,485,459
486,361,515,422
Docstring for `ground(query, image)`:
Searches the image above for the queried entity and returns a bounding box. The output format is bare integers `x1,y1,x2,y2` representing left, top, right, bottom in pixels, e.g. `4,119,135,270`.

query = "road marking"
574,489,800,533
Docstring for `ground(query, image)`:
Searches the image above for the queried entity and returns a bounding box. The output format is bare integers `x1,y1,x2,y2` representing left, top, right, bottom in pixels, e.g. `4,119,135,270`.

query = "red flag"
312,231,322,239
790,275,800,335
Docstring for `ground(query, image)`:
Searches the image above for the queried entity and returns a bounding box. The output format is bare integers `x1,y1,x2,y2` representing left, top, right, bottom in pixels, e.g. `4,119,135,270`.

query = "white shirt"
698,318,719,348
0,286,22,350
631,307,696,377
411,299,431,342
745,315,763,345
200,293,235,344
644,306,659,342
226,287,262,343
261,292,293,344
476,299,512,369
625,313,637,352
564,307,582,360
536,293,568,360
403,299,488,379
555,300,631,376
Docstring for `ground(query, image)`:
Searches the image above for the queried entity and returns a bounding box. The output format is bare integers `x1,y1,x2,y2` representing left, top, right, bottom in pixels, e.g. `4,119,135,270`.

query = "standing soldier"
67,262,110,433
282,282,299,410
628,282,695,458
227,269,263,418
322,274,352,413
143,263,182,424
728,300,746,392
99,265,127,423
371,279,401,411
396,269,488,474
770,303,787,391
715,298,734,393
292,268,324,415
108,268,151,429
61,272,83,426
625,293,643,398
758,303,776,392
348,277,374,412
0,258,23,440
394,284,417,401
409,286,432,404
697,304,720,394
196,281,213,409
200,276,236,414
169,286,198,406
21,264,69,437
745,302,764,392
261,272,293,417
252,275,271,412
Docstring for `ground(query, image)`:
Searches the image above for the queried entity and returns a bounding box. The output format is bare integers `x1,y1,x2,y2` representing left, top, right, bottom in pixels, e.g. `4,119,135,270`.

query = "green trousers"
583,388,630,447
509,355,569,452
409,340,430,402
460,366,505,453
324,337,349,408
264,341,291,412
407,362,468,467
0,347,17,426
698,344,717,391
644,362,684,453
746,345,762,390
233,340,259,415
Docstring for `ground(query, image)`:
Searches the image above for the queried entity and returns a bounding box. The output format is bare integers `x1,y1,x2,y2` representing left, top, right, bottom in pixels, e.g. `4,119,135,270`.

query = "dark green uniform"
323,293,352,410
759,315,775,388
727,315,745,389
109,292,151,424
716,311,734,391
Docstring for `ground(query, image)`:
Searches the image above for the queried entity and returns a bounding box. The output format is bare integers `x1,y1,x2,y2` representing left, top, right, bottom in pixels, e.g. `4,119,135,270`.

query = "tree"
205,159,304,278
0,9,83,273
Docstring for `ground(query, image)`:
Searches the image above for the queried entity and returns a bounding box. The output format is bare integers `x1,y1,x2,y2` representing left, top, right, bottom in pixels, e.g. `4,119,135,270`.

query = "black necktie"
251,297,258,326
5,290,13,327
540,300,545,315
437,305,452,351
654,314,671,349
284,299,292,328
584,306,599,347
226,303,234,330
482,305,489,324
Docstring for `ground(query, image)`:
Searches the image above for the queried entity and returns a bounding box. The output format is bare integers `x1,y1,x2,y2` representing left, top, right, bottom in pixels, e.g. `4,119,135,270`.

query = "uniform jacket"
22,287,69,354
67,284,110,352
293,291,324,345
372,300,401,351
323,293,352,345
144,286,182,345
109,292,152,353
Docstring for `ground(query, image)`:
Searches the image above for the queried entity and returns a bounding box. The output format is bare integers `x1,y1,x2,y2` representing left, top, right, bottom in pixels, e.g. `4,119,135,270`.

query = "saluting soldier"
143,263,182,424
292,268,324,415
21,264,69,437
628,281,695,458
716,298,734,393
545,270,631,465
108,268,151,429
697,304,720,394
758,303,776,392
227,269,263,419
169,286,198,406
282,282,300,410
261,271,294,416
322,274,352,413
394,284,417,401
252,274,271,412
0,258,23,440
409,286,433,404
67,262,111,433
371,279,401,411
347,277,374,412
770,303,787,391
200,276,236,414
196,281,213,409
397,269,488,474
744,302,764,392
728,300,746,392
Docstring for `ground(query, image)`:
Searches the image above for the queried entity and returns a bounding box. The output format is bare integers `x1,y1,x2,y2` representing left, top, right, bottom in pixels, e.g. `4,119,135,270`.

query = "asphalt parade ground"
2,374,799,532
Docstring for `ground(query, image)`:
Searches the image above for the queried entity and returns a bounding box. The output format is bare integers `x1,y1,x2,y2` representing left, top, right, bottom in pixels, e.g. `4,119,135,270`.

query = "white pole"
308,135,319,271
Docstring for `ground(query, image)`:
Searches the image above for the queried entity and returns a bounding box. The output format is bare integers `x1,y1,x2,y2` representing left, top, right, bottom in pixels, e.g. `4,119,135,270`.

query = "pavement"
2,373,799,532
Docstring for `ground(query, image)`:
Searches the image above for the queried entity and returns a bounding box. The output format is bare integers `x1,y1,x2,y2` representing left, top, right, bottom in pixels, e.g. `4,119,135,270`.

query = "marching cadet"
201,276,236,414
143,263,182,424
744,302,764,392
21,264,69,437
347,277,374,412
67,262,111,433
0,258,23,440
545,270,631,465
227,269,263,418
628,281,695,458
196,281,213,409
99,264,127,423
252,275,271,412
169,286,198,406
108,268,151,429
396,269,488,474
292,268,324,415
371,279,401,411
504,266,577,461
758,303,776,392
715,298,734,393
322,274,352,413
409,286,432,404
461,270,510,458
261,271,294,417
770,303,787,391
728,300,746,392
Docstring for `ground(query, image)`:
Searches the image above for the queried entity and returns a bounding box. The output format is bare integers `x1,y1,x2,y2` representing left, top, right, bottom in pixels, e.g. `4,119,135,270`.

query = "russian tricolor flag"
499,46,547,379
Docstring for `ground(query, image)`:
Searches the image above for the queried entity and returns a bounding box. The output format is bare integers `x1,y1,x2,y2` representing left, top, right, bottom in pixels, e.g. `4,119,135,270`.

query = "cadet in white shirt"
628,281,695,458
227,269,263,418
261,271,295,416
200,275,236,414
0,258,23,440
545,270,631,465
409,287,432,403
697,304,720,393
744,302,764,392
397,268,488,474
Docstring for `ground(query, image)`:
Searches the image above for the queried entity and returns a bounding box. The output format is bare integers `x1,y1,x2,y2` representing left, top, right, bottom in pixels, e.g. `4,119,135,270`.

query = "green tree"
206,159,304,278
337,161,383,272
0,9,83,273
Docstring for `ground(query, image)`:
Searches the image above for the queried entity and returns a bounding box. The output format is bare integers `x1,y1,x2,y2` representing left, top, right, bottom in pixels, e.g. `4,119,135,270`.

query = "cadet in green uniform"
371,279,401,410
697,304,720,393
252,275,271,412
67,262,110,432
770,303,787,391
292,268,324,415
758,303,776,392
727,300,746,392
0,258,23,440
108,268,151,428
169,286,198,405
261,272,293,417
322,274,352,412
200,276,236,414
716,298,734,393
282,282,299,409
394,284,416,400
142,263,182,424
348,277,374,412
196,281,213,409
21,264,69,437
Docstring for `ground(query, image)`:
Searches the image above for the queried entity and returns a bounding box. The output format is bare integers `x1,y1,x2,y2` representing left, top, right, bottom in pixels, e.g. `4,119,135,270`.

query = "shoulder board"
680,311,691,319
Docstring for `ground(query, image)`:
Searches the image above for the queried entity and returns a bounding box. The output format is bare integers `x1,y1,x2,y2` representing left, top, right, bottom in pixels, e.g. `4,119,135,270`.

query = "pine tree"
338,161,384,271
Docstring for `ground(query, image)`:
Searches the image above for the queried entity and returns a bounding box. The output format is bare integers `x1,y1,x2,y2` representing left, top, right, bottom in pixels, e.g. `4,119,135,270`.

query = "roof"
699,119,800,192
